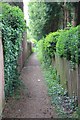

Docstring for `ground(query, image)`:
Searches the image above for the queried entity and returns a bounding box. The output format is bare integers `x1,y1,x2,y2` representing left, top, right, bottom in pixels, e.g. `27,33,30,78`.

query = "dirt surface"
2,53,57,118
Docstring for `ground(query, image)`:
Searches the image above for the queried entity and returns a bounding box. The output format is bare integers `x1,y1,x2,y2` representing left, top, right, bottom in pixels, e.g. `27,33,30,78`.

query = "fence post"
78,64,80,106
0,36,5,117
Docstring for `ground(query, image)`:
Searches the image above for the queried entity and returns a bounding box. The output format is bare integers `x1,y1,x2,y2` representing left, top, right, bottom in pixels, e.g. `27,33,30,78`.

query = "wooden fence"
0,36,5,117
18,31,32,72
52,54,80,105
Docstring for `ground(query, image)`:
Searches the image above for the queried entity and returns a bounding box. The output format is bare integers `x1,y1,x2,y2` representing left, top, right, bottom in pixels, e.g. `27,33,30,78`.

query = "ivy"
1,3,26,97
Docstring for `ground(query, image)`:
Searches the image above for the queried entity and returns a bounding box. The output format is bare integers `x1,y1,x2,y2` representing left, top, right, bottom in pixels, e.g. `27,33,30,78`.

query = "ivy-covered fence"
1,2,26,97
0,2,32,116
37,25,80,105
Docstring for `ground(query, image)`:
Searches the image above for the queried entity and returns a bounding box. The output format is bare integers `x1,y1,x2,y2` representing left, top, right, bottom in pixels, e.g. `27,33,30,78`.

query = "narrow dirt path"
3,53,57,118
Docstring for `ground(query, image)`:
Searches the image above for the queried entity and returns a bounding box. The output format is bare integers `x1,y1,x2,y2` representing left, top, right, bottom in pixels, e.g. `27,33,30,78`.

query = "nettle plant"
1,3,26,97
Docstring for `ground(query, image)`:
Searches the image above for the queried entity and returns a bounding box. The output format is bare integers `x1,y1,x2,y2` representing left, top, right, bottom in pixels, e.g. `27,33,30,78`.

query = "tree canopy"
28,2,62,40
28,2,80,40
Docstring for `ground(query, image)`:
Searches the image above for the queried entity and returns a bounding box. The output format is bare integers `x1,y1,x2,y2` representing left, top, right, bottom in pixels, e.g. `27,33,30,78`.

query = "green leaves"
28,2,46,40
37,25,80,68
43,31,61,58
2,3,26,32
1,3,26,97
56,26,79,67
36,30,61,65
28,2,62,40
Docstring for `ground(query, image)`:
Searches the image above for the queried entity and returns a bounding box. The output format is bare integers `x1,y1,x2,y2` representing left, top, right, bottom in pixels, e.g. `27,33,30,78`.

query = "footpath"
3,53,57,118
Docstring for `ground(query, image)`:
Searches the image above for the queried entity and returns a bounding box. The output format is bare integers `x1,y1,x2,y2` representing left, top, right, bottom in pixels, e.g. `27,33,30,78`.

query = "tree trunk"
77,1,80,25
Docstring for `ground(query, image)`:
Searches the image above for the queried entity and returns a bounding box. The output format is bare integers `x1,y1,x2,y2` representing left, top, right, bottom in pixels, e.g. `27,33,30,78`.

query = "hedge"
37,25,80,67
1,3,26,97
56,26,79,65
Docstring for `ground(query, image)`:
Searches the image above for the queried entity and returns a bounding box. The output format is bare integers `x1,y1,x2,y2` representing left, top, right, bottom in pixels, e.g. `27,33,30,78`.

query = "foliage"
28,1,80,40
36,30,62,65
28,2,46,40
37,40,78,117
37,25,80,68
36,38,44,62
72,107,80,118
56,26,79,67
31,39,38,52
43,31,61,58
1,3,26,97
28,2,62,40
38,56,78,118
35,3,80,117
36,25,80,119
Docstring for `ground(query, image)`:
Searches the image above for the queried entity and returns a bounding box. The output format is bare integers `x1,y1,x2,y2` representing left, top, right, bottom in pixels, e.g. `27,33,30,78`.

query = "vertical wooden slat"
78,64,80,106
0,36,4,117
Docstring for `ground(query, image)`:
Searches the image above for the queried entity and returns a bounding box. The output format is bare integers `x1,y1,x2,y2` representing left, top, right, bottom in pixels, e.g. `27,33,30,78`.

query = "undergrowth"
35,24,80,119
40,61,79,118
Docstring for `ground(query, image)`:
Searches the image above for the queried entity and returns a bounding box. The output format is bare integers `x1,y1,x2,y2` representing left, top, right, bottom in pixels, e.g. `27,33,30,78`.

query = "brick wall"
0,37,4,117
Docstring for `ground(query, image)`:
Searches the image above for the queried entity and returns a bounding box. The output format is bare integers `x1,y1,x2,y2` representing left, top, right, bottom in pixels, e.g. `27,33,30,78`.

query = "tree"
28,2,80,40
76,1,80,25
28,2,47,40
28,2,62,40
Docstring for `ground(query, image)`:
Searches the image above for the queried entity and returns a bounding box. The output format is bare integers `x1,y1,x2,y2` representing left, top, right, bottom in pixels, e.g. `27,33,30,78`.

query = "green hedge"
42,31,61,64
1,3,26,97
56,26,79,65
37,25,80,66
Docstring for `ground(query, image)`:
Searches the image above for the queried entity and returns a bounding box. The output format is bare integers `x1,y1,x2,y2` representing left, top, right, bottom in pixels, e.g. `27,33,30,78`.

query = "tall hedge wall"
1,3,26,97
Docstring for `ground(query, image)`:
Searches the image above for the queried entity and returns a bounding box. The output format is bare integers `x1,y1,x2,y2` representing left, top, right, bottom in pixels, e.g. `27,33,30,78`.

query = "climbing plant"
1,3,26,97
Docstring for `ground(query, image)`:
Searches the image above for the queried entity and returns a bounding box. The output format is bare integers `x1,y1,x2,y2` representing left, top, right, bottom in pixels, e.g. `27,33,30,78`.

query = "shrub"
36,38,44,62
43,31,61,60
37,25,80,67
56,26,79,66
56,30,69,58
1,3,26,97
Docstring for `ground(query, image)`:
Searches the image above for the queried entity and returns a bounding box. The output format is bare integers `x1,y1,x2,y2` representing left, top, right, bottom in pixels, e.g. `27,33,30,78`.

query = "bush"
56,26,79,66
42,31,61,64
37,25,80,70
37,25,80,67
2,3,26,32
36,38,44,62
1,3,26,97
56,30,68,58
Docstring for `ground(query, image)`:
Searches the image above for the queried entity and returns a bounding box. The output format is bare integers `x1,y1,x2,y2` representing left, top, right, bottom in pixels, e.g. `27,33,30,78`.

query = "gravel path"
2,53,57,118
